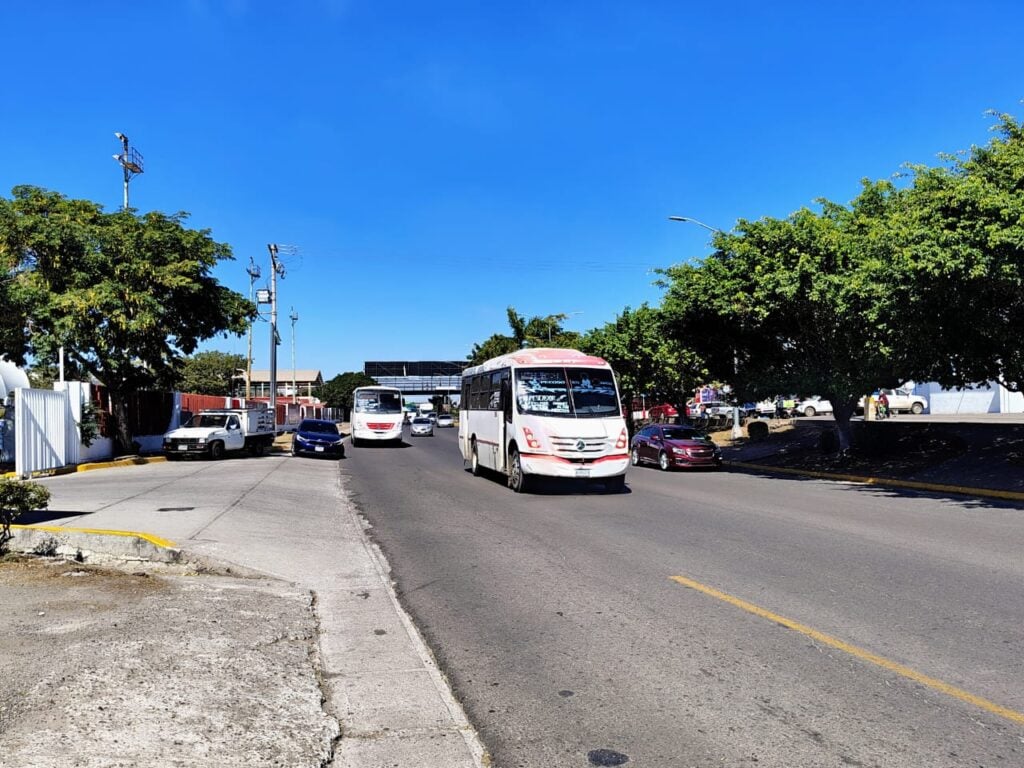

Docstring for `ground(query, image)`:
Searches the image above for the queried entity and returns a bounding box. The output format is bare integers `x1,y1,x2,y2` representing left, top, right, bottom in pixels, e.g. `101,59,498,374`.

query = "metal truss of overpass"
364,360,466,396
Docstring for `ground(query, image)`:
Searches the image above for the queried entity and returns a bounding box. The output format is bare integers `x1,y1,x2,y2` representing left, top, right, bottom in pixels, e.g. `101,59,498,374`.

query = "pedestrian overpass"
364,361,465,397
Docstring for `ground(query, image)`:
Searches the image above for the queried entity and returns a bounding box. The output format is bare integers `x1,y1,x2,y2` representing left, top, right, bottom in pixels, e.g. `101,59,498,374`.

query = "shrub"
747,420,769,441
0,479,52,555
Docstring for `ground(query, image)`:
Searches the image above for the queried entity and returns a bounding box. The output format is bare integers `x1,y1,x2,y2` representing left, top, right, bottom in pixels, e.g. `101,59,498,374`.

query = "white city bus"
350,386,405,446
458,348,629,493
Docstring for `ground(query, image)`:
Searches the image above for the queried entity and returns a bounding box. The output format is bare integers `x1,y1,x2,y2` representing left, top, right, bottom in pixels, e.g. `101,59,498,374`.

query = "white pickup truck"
162,406,276,459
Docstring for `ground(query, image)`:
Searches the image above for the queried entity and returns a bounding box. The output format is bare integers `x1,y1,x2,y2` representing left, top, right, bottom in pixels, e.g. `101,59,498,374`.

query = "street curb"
1,455,167,480
9,524,183,564
727,461,1024,503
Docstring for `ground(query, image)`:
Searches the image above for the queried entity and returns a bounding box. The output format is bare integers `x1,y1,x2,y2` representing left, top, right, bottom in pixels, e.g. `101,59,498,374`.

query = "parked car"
435,413,454,428
796,397,833,417
858,388,928,415
291,419,345,458
690,401,734,418
630,424,722,471
410,416,434,437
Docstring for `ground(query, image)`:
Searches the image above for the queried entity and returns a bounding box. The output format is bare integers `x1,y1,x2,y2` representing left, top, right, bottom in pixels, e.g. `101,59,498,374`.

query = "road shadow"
12,508,94,526
463,466,631,495
730,465,1024,511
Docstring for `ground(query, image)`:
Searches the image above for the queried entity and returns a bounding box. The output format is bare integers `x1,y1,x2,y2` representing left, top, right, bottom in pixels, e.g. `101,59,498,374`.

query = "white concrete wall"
915,381,1023,414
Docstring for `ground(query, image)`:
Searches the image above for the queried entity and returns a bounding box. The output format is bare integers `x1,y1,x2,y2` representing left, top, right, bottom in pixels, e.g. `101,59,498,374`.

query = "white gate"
13,388,78,478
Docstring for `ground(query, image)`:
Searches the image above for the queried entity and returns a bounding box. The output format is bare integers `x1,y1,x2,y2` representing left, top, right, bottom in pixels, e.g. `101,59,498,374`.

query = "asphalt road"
347,427,1024,767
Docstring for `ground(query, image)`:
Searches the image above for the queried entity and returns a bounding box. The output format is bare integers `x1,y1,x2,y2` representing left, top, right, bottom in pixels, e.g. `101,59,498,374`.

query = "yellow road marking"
12,524,177,550
670,574,1024,726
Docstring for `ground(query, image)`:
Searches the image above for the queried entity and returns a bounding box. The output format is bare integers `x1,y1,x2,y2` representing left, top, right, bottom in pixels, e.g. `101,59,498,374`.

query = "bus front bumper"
520,453,629,479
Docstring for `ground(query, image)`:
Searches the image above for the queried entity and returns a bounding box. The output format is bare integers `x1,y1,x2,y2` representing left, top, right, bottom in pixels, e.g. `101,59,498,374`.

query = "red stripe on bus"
520,453,628,465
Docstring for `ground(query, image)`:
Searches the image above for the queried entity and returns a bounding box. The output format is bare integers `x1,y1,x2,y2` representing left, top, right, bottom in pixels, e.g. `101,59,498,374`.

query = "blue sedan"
291,419,346,458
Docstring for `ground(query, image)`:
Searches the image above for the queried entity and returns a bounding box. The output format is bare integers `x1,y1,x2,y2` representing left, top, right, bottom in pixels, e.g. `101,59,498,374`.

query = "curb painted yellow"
727,461,1024,503
1,456,167,480
11,524,177,550
670,574,1024,726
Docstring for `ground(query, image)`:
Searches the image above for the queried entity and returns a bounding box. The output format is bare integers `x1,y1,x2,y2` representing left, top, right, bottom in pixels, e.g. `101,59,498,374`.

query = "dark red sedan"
630,424,722,470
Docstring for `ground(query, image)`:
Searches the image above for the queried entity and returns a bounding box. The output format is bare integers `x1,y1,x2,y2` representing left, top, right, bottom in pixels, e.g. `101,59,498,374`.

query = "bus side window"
500,372,511,422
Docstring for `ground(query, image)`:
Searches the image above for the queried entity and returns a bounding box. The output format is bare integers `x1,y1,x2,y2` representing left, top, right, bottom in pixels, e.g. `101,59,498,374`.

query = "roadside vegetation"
467,111,1024,452
0,478,51,556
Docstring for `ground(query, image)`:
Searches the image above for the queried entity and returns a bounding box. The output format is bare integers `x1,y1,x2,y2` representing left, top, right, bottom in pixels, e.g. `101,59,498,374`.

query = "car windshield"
515,367,619,418
354,392,403,414
300,421,337,435
661,427,703,441
190,414,227,428
413,417,430,424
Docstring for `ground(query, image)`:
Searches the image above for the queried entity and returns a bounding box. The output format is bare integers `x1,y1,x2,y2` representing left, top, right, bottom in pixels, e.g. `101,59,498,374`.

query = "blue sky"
3,1,1023,380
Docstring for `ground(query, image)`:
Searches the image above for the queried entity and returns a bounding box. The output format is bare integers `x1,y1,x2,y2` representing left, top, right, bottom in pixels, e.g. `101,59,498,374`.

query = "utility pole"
267,244,285,432
112,132,143,210
245,257,261,400
290,308,299,404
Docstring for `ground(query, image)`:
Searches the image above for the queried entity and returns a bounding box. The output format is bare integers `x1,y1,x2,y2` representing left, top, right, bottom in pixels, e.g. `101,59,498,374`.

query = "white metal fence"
13,387,78,478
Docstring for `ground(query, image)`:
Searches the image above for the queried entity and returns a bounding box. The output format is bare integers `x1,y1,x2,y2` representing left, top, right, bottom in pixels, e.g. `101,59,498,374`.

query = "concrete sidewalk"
1,456,487,768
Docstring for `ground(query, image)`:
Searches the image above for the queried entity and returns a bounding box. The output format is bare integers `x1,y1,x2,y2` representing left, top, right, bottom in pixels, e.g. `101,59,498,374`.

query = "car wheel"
658,451,671,471
804,406,817,417
209,441,225,460
470,440,482,476
911,403,924,415
630,446,641,466
289,442,297,457
508,449,531,493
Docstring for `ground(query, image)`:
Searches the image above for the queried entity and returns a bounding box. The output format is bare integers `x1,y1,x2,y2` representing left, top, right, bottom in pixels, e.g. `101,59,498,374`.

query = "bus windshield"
515,367,619,418
354,391,403,414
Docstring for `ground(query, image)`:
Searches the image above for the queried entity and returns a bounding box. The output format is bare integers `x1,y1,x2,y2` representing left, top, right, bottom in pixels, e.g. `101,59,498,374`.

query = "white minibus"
350,386,404,446
458,348,629,493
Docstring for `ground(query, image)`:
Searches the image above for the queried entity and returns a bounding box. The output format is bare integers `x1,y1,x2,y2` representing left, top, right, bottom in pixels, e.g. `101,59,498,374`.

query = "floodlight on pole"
112,132,144,210
267,244,283,432
668,215,743,440
245,257,262,400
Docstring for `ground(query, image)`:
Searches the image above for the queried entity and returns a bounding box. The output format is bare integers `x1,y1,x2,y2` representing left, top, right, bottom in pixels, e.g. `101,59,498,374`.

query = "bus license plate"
178,445,188,451
575,468,590,478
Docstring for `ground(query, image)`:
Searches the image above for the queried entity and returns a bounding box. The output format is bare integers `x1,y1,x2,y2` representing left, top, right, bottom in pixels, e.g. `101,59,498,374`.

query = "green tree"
885,112,1024,392
2,186,253,453
659,182,909,452
179,351,247,396
467,306,582,366
582,304,700,431
319,371,377,418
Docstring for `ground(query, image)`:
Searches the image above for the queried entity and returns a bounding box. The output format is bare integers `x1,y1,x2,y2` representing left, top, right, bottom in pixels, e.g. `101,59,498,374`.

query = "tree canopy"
1,185,253,451
178,351,247,396
318,371,378,417
467,306,582,366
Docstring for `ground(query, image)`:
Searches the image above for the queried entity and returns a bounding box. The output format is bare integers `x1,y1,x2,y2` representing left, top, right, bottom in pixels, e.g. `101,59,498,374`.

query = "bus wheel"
508,449,531,493
351,436,358,448
470,440,482,476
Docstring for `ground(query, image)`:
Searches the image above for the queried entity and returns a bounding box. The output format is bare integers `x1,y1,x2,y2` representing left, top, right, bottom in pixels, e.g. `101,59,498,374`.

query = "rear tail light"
523,427,541,449
615,428,627,450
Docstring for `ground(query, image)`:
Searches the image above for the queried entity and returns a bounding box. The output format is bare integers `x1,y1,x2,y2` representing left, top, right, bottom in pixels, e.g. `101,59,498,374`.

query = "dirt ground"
0,556,338,768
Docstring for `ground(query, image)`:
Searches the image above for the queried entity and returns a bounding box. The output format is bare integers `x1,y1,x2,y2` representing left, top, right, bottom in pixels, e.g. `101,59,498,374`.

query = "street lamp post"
290,308,299,405
668,215,744,440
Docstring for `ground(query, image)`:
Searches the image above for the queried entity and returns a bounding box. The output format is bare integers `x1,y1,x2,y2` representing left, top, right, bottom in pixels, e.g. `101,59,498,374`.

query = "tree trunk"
109,391,134,456
832,399,857,454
